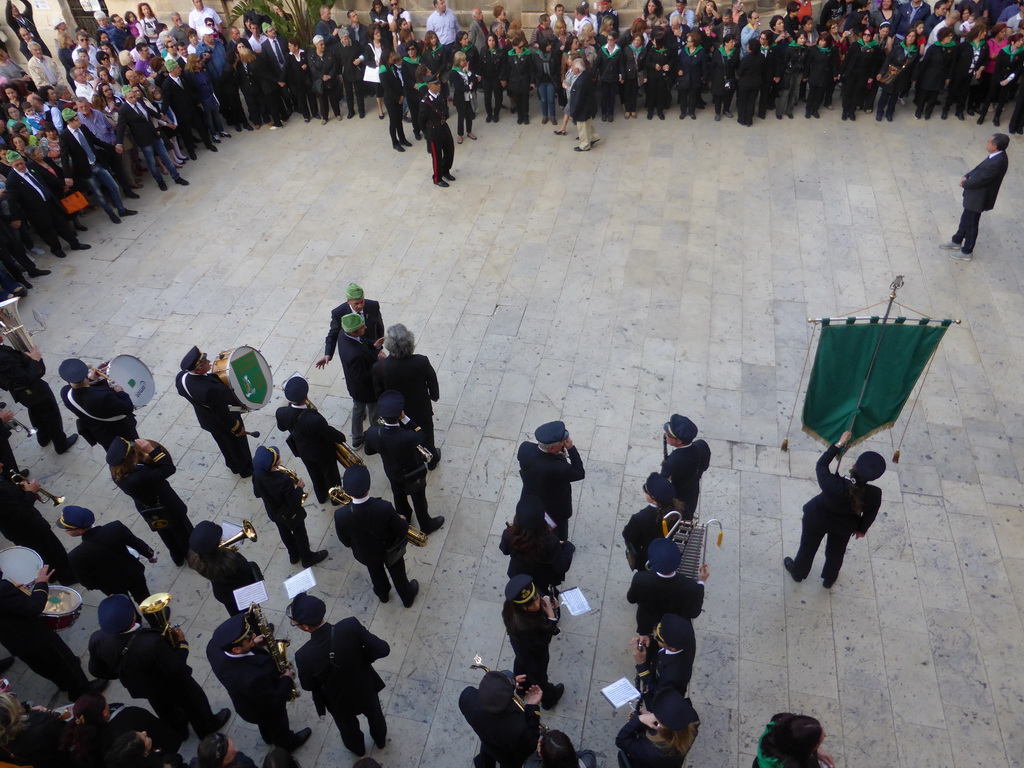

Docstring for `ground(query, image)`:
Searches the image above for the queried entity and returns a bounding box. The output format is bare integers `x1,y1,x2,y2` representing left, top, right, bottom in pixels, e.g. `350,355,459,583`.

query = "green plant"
227,0,326,46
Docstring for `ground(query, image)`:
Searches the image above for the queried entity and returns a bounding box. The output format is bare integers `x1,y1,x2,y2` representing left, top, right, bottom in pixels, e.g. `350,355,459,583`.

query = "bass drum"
0,546,42,587
107,354,156,407
211,346,273,410
42,586,83,631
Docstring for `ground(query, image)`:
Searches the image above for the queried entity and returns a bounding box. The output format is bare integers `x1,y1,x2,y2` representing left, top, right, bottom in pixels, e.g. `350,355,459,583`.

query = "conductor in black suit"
517,420,585,540
4,150,90,259
334,464,420,607
175,346,253,477
459,670,543,768
59,108,137,224
372,323,441,469
318,310,383,449
58,357,138,450
626,538,708,634
940,133,1010,261
290,593,391,757
276,375,349,504
660,414,711,520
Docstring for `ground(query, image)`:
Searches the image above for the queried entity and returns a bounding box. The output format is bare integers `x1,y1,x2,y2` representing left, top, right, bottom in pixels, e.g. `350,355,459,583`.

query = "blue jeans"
537,82,556,119
82,165,124,215
139,140,180,183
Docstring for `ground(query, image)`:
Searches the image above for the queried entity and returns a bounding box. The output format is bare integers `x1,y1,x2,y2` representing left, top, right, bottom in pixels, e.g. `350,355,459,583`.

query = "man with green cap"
5,150,90,258
335,313,383,448
59,107,137,224
317,283,385,369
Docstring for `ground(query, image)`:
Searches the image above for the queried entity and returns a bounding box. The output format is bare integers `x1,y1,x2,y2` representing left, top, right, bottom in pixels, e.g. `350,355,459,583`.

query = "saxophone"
246,603,300,701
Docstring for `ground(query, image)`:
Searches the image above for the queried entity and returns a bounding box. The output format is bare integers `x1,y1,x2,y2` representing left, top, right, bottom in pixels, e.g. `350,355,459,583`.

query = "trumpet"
11,473,63,506
0,402,36,437
298,398,364,468
247,602,299,701
277,466,308,504
220,520,257,550
139,592,185,649
327,485,352,505
471,655,546,731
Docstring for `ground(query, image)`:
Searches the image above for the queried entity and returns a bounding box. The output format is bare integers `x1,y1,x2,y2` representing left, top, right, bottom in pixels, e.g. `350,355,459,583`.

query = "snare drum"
0,546,42,588
107,354,156,407
212,346,273,410
42,586,83,631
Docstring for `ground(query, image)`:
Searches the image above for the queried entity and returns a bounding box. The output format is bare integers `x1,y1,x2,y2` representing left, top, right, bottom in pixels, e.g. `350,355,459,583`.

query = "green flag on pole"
801,320,949,447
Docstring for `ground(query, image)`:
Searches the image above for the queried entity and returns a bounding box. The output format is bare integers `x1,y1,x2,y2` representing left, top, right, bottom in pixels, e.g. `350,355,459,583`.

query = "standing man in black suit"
372,323,441,469
569,57,599,151
5,150,90,259
627,538,708,634
290,593,391,757
940,133,1010,261
364,390,445,535
176,346,253,477
263,23,292,116
206,611,312,753
58,357,138,450
115,86,190,191
517,420,585,540
316,283,386,369
660,414,711,520
334,464,420,606
59,108,137,224
0,333,76,453
420,74,456,186
347,9,370,47
251,445,328,567
459,670,543,768
163,57,217,159
276,375,350,504
632,612,696,710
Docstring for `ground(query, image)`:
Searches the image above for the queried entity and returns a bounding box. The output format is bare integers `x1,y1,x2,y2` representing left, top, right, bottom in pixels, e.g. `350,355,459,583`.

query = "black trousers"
0,431,21,475
483,79,503,118
365,555,416,603
622,79,639,111
791,511,855,584
916,88,942,117
328,695,386,756
290,85,318,119
600,81,617,117
511,86,530,121
271,517,314,563
24,206,79,255
318,84,341,118
405,89,421,135
343,78,365,116
13,383,72,452
736,84,758,124
256,706,294,749
243,90,268,125
148,676,223,741
713,91,734,116
205,425,253,476
805,84,825,116
302,455,341,505
876,88,900,118
4,632,90,699
454,98,473,136
943,78,970,115
385,98,407,144
841,78,867,116
387,474,430,530
147,508,194,567
953,207,983,254
426,127,454,182
646,78,669,115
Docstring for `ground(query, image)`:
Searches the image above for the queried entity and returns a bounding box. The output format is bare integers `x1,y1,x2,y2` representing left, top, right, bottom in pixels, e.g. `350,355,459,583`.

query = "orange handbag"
59,190,88,215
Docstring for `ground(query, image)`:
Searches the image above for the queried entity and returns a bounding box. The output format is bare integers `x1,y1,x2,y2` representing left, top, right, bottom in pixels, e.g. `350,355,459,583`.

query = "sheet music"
544,512,558,529
560,587,591,616
233,580,269,612
284,568,317,599
602,678,641,708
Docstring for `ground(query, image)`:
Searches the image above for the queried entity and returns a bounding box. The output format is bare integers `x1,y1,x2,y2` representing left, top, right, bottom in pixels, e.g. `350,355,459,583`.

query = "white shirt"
387,9,412,27
574,13,599,34
248,32,267,51
72,43,100,67
189,6,222,32
74,80,96,101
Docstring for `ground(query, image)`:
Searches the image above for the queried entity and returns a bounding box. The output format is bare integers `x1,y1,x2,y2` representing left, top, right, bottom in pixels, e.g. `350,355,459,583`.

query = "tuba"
299,398,364,468
277,466,308,504
139,592,186,649
0,298,37,354
220,520,257,550
246,602,299,700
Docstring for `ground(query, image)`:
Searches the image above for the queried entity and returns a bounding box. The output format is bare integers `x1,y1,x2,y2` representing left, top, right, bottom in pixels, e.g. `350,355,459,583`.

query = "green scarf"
461,45,473,53
971,40,982,49
630,44,644,54
935,40,956,48
818,45,833,53
755,722,784,768
488,47,499,53
1008,45,1024,59
860,38,879,49
789,41,802,47
901,40,915,55
684,45,698,56
509,47,530,57
718,44,730,56
654,47,667,53
403,55,419,64
601,43,620,57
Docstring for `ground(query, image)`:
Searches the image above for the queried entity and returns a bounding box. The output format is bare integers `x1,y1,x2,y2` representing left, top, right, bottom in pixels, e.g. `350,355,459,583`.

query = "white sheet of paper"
544,512,557,530
233,580,269,612
602,677,641,708
220,521,243,540
284,568,317,599
560,587,591,616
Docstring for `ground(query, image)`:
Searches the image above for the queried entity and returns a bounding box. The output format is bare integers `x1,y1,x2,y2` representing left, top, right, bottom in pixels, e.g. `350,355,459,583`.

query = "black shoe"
574,146,590,151
158,179,168,191
0,657,13,675
209,708,231,734
941,111,949,120
56,434,79,454
402,579,420,608
37,433,50,447
108,213,122,224
118,209,138,216
783,557,803,582
658,112,665,120
414,132,422,140
73,222,88,232
288,728,312,752
70,243,91,251
427,447,441,470
188,151,198,161
289,551,301,565
723,110,733,118
374,734,386,749
715,114,722,121
401,139,413,147
486,115,493,122
434,180,449,188
238,469,253,479
823,578,835,588
443,173,455,181
393,143,406,152
52,251,67,258
956,112,965,121
541,683,565,710
28,268,51,277
174,177,189,186
244,123,255,131
11,285,27,296
124,190,140,199
86,678,109,693
425,516,445,534
301,550,329,567
347,111,356,119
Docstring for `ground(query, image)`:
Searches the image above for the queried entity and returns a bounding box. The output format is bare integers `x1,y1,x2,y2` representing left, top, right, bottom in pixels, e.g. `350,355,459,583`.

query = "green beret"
341,313,365,333
121,85,133,95
262,21,273,32
345,283,364,300
5,151,21,163
61,108,78,121
164,56,179,69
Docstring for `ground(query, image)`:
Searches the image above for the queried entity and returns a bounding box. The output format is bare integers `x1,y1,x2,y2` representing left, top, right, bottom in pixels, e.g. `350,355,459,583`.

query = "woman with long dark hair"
753,712,836,768
502,575,564,710
622,32,646,118
500,496,575,586
503,32,536,124
875,28,918,121
480,33,505,122
61,692,179,768
186,520,261,616
615,688,699,768
784,430,885,588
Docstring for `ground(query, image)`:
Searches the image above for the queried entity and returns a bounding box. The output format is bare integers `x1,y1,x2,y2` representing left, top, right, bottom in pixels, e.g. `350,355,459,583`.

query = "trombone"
0,402,36,437
11,472,63,506
219,520,257,551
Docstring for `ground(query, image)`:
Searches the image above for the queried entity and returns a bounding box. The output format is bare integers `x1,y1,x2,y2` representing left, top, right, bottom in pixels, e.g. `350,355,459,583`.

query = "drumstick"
243,430,261,438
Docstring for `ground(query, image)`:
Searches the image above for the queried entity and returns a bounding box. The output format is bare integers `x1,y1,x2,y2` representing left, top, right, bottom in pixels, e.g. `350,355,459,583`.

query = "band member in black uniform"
660,414,711,520
88,594,230,745
365,390,445,534
502,574,564,710
107,436,194,567
419,74,456,187
633,613,696,710
0,562,99,700
0,332,77,453
175,346,253,477
459,670,542,768
58,505,160,626
315,283,386,372
206,611,311,753
290,592,390,757
626,538,708,634
335,464,420,607
0,468,74,584
57,357,137,451
517,420,586,541
372,323,441,468
614,687,700,768
187,521,261,617
784,430,885,588
499,495,575,588
251,445,328,567
622,473,677,571
0,405,26,476
275,376,349,505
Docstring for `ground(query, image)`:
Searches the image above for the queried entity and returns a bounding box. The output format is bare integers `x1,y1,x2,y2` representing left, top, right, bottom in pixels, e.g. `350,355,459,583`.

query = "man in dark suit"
164,57,217,159
516,420,585,540
316,283,385,369
347,9,370,47
276,375,349,504
251,445,328,567
0,334,76,455
633,612,696,710
569,58,599,151
364,390,445,535
59,108,137,224
175,346,253,476
459,670,543,768
940,133,1010,260
372,323,441,469
58,357,138,450
334,464,420,606
419,75,455,186
660,414,711,520
290,593,391,757
263,24,292,115
326,312,382,449
207,611,311,752
5,150,90,259
6,0,50,57
626,538,708,634
115,86,190,191
89,594,230,744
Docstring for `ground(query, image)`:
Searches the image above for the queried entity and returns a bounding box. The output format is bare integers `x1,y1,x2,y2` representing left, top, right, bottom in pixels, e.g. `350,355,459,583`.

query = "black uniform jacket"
803,443,881,535
336,334,379,404
499,527,574,586
335,496,408,565
660,440,711,518
60,381,137,448
251,467,306,526
88,626,194,698
516,443,585,524
627,570,705,632
459,686,541,767
622,505,665,570
176,371,245,435
364,419,426,484
69,521,152,592
276,404,347,461
295,617,390,717
206,643,293,724
0,579,51,654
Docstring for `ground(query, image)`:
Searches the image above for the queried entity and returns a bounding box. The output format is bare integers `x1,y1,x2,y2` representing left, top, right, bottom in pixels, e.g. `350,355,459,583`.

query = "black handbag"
384,534,408,567
402,462,428,494
137,502,169,531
